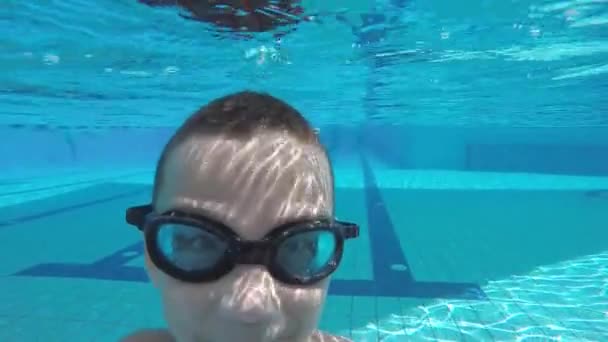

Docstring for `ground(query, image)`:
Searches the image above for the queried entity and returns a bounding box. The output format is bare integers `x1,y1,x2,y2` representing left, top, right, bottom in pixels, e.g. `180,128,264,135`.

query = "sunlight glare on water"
1,0,606,128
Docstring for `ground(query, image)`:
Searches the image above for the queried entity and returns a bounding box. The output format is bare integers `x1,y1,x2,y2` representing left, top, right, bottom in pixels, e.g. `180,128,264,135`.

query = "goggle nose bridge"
232,240,271,265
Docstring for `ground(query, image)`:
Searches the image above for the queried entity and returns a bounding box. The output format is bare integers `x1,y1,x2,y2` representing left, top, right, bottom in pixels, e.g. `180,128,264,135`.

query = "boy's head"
127,91,358,342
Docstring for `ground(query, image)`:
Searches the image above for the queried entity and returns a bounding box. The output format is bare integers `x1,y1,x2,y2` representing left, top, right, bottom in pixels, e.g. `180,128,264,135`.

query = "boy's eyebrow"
169,199,332,228
169,198,229,224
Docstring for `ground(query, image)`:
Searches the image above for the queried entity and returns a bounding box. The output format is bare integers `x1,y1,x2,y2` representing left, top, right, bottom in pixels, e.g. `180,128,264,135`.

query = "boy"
122,91,359,342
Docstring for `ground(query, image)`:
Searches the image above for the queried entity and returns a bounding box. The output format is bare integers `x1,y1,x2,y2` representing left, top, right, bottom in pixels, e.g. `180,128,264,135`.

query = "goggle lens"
157,223,229,272
275,229,337,280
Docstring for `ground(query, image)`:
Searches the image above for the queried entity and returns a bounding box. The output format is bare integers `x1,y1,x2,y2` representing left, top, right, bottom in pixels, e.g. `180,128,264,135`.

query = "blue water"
1,0,608,341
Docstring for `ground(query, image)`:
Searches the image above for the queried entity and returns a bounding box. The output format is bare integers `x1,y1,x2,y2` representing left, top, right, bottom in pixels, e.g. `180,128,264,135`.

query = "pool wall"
3,125,608,177
364,125,608,176
0,125,360,172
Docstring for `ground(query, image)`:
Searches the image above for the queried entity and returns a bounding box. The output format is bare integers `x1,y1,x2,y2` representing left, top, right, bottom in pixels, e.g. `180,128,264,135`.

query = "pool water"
1,0,608,341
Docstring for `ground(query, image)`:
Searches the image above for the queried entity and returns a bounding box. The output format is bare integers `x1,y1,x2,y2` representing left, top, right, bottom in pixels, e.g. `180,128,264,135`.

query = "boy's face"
146,131,334,342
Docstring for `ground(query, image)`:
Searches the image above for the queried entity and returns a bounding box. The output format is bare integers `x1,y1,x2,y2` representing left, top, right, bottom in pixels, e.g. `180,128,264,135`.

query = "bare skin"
121,131,352,342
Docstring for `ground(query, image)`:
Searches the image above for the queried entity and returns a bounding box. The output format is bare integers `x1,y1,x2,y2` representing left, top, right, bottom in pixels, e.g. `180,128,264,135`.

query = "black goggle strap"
335,221,359,239
125,204,154,230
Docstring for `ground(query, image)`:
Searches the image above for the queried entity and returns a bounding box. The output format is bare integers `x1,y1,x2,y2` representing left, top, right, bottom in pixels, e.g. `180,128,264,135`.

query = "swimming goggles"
125,205,359,285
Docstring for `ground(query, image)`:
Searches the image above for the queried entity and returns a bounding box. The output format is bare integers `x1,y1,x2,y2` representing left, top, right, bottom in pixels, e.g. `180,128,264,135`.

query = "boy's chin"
174,320,290,342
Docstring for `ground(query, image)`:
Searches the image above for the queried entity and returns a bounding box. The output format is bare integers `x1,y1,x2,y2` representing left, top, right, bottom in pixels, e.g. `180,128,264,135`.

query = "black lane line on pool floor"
352,155,487,301
0,188,148,229
0,171,151,198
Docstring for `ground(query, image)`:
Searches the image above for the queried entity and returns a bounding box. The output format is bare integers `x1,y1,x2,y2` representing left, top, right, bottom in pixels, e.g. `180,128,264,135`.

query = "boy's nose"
218,266,281,324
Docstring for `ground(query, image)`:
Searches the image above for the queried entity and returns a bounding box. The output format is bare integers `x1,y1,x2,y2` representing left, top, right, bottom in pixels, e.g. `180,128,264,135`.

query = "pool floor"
1,162,608,341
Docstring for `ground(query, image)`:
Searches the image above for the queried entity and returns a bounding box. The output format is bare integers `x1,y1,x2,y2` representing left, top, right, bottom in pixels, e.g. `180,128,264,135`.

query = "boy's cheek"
153,266,330,316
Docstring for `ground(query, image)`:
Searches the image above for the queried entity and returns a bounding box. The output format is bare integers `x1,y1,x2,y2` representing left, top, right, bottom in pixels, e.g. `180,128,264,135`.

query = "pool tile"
376,314,406,341
423,301,466,341
351,315,379,342
324,295,352,316
377,297,402,319
450,302,495,341
400,300,437,340
319,309,351,338
352,296,376,319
